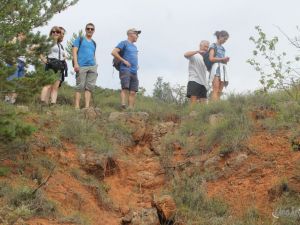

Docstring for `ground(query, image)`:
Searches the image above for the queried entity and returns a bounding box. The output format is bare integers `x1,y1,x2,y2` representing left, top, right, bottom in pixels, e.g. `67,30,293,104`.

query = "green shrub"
171,174,229,224
0,181,10,197
60,111,114,153
59,212,91,225
71,169,113,208
274,191,300,225
0,184,57,224
0,103,36,143
177,96,252,155
0,166,10,176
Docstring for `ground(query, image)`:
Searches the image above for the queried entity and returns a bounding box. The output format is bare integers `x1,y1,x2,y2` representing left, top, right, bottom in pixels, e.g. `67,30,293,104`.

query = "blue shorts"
119,72,139,92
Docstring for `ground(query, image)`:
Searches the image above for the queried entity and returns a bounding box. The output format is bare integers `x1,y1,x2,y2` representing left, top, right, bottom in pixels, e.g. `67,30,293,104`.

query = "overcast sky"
39,0,300,95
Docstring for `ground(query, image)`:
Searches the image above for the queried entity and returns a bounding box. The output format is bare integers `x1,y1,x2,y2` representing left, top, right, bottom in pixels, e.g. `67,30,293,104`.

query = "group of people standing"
38,23,141,110
185,30,230,105
5,22,230,109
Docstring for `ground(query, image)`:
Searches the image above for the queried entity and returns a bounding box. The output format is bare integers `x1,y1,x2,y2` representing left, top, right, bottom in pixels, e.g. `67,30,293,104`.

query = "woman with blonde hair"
40,26,66,106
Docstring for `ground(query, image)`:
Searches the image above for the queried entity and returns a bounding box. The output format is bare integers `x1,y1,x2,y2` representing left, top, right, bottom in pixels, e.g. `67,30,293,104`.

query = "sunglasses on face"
86,27,95,31
51,30,61,34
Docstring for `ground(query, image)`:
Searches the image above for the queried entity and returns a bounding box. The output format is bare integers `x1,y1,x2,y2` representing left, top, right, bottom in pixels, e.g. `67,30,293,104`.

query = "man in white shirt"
184,40,209,105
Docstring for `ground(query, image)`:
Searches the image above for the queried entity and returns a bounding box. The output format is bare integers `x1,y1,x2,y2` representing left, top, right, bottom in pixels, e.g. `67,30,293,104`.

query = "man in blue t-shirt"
72,23,98,110
111,28,141,109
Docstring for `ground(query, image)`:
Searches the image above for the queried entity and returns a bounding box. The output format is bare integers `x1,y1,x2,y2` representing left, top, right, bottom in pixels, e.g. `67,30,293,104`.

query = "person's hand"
222,57,230,64
74,63,80,73
123,60,131,67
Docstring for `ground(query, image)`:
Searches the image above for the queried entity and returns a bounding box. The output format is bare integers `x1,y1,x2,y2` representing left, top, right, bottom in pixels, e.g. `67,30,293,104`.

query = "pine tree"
0,0,79,100
0,0,78,142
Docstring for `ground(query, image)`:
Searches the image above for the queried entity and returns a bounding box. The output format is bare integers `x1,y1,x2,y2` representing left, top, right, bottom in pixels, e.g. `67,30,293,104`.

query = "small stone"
121,211,133,224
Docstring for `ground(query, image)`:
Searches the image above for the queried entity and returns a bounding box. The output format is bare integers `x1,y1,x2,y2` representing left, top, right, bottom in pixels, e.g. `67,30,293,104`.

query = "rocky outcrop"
121,208,160,225
149,122,176,155
79,151,118,179
152,195,177,223
109,112,149,143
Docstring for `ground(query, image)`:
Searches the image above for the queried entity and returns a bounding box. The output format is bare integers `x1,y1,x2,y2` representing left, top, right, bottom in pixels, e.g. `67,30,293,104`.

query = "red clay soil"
26,140,166,225
9,112,300,224
206,131,300,217
104,144,165,213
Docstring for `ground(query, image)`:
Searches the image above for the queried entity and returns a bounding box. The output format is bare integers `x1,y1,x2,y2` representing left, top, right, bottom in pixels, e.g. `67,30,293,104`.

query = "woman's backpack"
203,43,217,72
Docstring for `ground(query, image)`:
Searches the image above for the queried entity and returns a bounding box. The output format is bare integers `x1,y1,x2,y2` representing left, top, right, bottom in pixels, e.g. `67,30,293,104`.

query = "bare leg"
218,82,224,99
212,76,221,101
128,91,136,109
189,96,198,108
41,85,51,103
199,98,207,104
50,80,61,104
84,90,91,108
120,89,128,106
46,88,51,104
75,91,81,109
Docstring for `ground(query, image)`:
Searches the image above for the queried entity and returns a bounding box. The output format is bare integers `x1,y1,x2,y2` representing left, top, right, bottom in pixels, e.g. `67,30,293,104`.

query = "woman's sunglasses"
51,30,61,34
86,27,95,31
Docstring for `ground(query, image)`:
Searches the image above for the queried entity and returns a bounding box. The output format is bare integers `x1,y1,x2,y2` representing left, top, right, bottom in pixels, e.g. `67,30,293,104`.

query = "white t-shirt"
187,54,208,89
48,43,65,60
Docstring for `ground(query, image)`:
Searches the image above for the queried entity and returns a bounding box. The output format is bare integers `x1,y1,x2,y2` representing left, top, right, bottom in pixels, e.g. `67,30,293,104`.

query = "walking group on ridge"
5,22,230,110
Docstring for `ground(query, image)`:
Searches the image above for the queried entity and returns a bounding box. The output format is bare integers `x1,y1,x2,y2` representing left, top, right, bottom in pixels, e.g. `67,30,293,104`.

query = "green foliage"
66,30,84,60
59,212,91,225
0,166,10,176
273,191,300,225
70,169,113,208
0,0,78,102
178,95,253,155
0,184,57,224
0,102,36,143
171,174,229,224
57,84,184,122
247,26,300,100
232,207,271,225
261,100,300,132
153,76,187,105
59,110,114,153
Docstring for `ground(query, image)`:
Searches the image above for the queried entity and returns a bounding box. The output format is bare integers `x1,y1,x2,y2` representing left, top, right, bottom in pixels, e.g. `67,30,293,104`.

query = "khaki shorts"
75,65,98,92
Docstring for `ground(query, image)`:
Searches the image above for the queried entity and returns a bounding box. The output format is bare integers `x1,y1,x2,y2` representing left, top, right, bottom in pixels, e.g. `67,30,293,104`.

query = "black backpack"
112,42,127,71
203,43,217,72
72,36,96,67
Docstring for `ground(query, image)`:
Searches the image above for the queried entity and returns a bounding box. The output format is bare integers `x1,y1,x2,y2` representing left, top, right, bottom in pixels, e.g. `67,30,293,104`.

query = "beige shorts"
75,65,98,92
